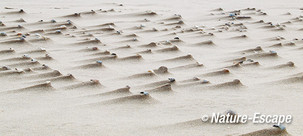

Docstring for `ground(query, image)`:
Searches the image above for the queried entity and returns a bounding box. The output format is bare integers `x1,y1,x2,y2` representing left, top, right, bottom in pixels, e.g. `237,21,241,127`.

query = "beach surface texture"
0,0,302,135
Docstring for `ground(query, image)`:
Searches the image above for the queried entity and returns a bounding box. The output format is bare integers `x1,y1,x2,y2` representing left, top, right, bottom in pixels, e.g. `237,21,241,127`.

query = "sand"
0,0,303,135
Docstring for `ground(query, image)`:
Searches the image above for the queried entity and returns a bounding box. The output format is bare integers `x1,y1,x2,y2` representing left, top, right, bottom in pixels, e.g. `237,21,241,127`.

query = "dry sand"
0,0,303,135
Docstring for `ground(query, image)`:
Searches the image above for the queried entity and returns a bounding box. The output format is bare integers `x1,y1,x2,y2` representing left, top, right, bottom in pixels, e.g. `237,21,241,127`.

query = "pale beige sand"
0,0,303,135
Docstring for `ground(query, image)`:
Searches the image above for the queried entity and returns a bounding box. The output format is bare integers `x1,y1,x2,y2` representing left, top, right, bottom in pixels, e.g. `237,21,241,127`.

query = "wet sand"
0,0,303,135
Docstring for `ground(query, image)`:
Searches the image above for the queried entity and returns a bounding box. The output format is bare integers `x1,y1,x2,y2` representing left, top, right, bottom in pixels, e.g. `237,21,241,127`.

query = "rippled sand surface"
0,0,302,135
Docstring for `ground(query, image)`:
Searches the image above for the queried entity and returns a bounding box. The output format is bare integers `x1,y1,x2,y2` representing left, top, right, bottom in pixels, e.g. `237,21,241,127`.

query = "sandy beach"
0,0,303,135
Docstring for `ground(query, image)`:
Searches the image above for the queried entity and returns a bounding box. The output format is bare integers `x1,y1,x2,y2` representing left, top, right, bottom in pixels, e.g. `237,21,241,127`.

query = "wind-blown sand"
0,0,303,135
